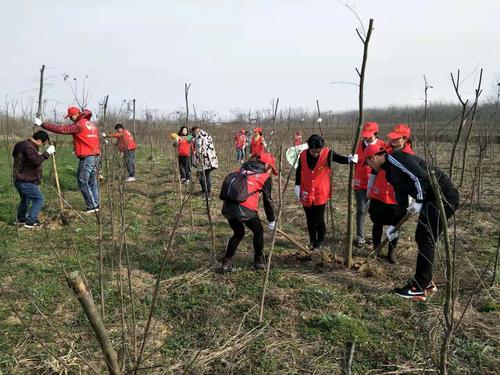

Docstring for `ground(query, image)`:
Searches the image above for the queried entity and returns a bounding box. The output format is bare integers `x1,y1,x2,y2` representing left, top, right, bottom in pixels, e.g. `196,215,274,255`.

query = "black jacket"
381,150,459,220
221,161,275,222
12,139,50,184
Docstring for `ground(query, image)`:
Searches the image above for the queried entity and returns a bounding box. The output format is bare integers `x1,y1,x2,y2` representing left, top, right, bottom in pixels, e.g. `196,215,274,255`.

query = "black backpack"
219,170,258,202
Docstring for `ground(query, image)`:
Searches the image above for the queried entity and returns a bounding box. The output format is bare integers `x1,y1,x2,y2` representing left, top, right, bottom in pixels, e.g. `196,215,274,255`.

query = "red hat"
64,106,81,118
259,152,278,175
361,122,379,137
387,123,411,139
253,127,262,133
363,143,387,162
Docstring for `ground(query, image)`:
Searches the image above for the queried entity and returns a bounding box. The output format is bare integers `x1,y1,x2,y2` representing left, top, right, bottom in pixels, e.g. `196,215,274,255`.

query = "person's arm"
387,153,429,203
41,122,80,134
328,150,349,165
261,177,275,222
295,158,302,185
108,132,124,139
25,145,49,165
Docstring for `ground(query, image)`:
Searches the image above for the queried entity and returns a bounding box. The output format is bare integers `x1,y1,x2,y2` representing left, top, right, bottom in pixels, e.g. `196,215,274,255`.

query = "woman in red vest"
221,152,277,273
175,126,192,183
35,106,101,213
250,127,267,157
294,130,303,146
353,122,386,247
104,124,137,181
294,135,358,249
366,124,414,263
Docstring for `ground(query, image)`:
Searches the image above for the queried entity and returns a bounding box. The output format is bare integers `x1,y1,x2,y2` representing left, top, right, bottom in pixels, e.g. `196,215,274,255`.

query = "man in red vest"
294,135,358,250
34,106,101,213
353,122,386,247
103,124,137,181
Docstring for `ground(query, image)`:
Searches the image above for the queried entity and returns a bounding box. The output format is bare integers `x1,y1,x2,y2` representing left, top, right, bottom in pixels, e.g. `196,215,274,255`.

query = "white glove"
104,139,110,145
386,225,399,241
267,221,276,230
316,117,323,123
294,185,301,200
407,202,423,214
34,118,43,126
408,196,415,205
46,145,56,155
102,132,107,138
348,154,359,164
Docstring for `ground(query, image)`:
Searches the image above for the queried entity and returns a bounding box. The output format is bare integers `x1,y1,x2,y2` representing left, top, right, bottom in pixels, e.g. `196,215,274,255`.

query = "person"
294,135,358,250
294,130,303,146
220,152,277,272
245,130,252,159
386,123,414,154
250,127,267,157
12,130,55,228
191,126,218,196
234,128,247,163
364,142,459,301
35,106,101,213
173,126,192,183
103,124,137,181
353,122,386,247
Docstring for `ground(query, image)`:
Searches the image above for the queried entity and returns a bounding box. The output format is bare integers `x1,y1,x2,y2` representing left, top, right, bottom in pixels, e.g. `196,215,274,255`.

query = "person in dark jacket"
221,152,277,272
12,130,55,228
364,145,459,301
294,135,358,249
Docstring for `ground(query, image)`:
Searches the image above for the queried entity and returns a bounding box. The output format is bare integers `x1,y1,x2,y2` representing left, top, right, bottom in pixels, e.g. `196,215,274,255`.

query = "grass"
0,137,499,374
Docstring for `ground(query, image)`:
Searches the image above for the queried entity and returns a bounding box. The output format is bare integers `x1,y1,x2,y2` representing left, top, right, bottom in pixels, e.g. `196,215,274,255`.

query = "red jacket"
110,129,136,151
354,139,385,190
177,137,191,156
251,137,265,156
299,147,331,207
235,133,246,149
369,142,415,204
240,172,271,211
42,115,100,158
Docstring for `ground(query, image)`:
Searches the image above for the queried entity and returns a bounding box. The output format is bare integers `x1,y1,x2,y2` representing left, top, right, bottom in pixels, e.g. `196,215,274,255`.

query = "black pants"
224,217,264,260
414,190,459,287
125,150,135,177
304,204,326,248
369,199,398,251
198,168,213,193
178,156,191,181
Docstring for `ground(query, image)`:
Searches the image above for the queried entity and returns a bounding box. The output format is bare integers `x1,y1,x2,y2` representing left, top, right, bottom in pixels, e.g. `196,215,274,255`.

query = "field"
0,120,499,374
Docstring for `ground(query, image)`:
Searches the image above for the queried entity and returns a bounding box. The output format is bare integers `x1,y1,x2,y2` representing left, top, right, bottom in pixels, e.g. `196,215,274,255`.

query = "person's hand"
46,145,56,155
102,132,107,138
267,221,276,230
294,185,301,200
407,202,423,214
348,154,359,164
386,225,399,241
34,118,43,127
104,139,110,145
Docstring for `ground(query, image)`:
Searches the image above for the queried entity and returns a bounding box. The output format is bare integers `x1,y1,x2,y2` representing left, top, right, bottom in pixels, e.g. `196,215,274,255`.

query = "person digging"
220,152,277,273
364,143,459,301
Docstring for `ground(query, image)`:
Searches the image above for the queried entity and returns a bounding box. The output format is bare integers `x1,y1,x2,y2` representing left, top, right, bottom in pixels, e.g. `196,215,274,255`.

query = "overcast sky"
1,0,498,120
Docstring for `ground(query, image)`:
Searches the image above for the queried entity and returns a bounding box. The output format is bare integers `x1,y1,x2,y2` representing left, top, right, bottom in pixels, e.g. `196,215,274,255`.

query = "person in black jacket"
364,145,459,301
12,131,55,228
221,153,277,273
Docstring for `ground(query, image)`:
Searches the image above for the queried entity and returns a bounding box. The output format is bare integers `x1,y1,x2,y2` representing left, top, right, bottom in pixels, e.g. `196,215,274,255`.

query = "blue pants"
236,148,245,162
15,180,44,225
77,156,100,210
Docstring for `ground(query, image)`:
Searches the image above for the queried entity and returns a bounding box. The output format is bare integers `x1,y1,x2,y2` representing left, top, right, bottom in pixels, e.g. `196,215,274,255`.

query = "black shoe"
394,281,428,301
221,258,236,274
253,255,266,270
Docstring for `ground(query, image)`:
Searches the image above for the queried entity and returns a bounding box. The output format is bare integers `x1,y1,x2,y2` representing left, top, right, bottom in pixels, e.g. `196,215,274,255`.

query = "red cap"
361,122,379,137
363,143,387,161
253,127,262,133
241,128,245,133
259,152,278,175
64,106,81,119
387,123,411,139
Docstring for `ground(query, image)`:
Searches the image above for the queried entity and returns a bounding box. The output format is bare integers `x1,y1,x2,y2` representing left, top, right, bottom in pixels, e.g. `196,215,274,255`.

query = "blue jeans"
124,150,135,177
355,189,368,238
236,148,245,162
15,180,44,224
77,156,100,210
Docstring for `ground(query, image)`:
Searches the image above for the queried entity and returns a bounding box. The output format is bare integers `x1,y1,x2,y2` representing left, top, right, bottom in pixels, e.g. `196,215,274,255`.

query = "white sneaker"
125,177,136,182
85,208,100,214
354,236,365,247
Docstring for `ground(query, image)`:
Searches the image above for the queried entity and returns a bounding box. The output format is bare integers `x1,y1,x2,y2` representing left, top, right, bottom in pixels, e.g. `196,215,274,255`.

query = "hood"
79,109,93,120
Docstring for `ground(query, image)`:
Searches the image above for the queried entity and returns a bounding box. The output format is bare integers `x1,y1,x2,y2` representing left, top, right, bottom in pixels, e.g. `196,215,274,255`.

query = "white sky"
1,0,498,119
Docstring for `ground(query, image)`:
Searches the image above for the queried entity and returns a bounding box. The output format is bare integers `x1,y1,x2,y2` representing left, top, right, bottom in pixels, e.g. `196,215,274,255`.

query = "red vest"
299,148,331,207
178,137,191,156
235,133,246,148
122,130,137,151
354,139,385,190
240,172,270,211
369,142,415,204
73,118,101,157
251,137,265,156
